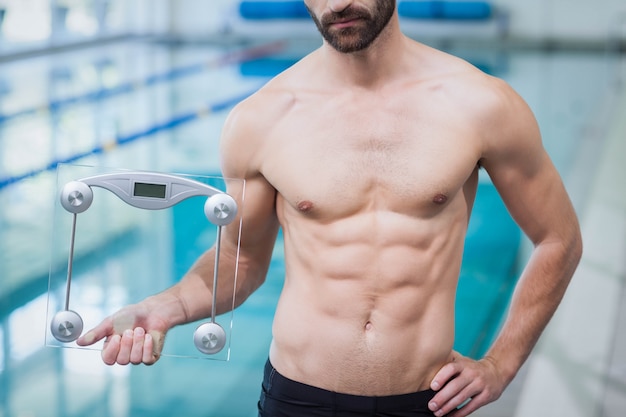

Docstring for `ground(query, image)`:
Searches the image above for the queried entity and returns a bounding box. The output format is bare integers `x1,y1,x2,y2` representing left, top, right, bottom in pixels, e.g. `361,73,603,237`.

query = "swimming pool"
0,39,618,417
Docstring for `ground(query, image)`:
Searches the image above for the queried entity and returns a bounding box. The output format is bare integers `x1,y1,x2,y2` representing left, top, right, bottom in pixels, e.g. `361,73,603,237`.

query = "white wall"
168,0,234,37
109,0,171,36
496,0,626,43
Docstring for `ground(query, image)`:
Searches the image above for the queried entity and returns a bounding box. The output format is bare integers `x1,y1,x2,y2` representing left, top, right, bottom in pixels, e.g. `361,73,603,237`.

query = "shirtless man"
77,1,583,416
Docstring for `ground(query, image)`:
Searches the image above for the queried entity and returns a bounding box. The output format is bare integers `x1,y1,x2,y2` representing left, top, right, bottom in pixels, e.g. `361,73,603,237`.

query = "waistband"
263,359,435,413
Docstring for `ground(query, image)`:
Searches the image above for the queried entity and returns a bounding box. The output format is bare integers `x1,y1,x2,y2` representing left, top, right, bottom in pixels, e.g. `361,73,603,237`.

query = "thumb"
148,329,166,357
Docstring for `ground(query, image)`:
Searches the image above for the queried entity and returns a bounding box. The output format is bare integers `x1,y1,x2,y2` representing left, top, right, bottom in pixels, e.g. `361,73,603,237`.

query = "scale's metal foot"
60,181,93,214
50,310,84,343
204,193,238,226
193,322,226,354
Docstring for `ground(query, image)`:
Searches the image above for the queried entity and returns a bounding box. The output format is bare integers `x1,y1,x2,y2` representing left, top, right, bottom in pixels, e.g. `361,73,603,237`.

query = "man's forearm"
138,247,225,328
153,246,267,327
484,237,582,383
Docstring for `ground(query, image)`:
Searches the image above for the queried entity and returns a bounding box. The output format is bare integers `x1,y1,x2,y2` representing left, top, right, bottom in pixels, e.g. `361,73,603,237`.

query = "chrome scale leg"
193,193,238,355
50,181,93,343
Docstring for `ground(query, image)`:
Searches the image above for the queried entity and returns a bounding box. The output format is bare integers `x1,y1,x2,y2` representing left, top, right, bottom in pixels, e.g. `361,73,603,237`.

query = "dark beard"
306,0,396,53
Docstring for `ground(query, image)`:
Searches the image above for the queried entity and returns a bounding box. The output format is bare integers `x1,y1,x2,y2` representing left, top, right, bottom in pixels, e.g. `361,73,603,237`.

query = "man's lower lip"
331,19,361,28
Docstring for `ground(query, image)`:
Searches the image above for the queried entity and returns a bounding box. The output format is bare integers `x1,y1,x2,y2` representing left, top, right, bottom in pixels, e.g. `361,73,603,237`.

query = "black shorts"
258,359,437,417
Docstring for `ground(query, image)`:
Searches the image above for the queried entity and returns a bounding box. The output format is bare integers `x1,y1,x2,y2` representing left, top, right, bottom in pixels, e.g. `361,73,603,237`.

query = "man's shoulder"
219,65,305,160
405,43,509,101
225,77,296,135
428,54,520,122
235,61,305,117
414,47,537,149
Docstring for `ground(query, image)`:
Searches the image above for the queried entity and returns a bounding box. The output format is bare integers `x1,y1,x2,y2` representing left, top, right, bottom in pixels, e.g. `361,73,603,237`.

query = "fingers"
429,379,477,417
143,333,158,364
102,334,121,365
446,396,484,417
117,329,135,365
101,328,162,366
428,355,502,417
430,359,459,392
129,327,146,364
429,370,477,417
76,318,114,347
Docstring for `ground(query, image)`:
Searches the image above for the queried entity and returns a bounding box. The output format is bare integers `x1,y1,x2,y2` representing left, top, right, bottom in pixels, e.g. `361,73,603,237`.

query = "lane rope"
0,41,285,125
0,86,264,190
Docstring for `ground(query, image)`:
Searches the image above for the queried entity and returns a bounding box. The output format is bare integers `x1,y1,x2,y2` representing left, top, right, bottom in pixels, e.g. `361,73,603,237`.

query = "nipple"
433,194,448,205
297,200,314,213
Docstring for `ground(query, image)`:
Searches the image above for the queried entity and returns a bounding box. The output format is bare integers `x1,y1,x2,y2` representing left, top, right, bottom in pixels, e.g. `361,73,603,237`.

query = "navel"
433,193,448,205
364,321,373,331
297,200,314,213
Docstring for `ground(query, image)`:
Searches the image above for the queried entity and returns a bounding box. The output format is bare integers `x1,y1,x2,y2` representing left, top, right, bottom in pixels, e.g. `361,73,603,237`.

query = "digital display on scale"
133,182,166,199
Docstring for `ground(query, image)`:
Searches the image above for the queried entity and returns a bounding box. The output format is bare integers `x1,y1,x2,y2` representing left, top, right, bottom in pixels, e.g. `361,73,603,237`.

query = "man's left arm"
428,80,583,417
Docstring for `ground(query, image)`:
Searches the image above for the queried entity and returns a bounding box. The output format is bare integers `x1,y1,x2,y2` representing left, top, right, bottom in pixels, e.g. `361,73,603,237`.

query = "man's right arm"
76,95,281,365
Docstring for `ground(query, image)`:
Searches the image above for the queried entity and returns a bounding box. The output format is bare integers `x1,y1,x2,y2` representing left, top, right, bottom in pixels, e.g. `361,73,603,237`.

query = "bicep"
480,94,578,246
485,151,577,246
219,101,280,269
223,174,280,265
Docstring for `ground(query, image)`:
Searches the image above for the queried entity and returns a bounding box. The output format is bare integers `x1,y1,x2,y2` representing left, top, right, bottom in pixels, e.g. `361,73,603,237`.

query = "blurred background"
0,1,625,416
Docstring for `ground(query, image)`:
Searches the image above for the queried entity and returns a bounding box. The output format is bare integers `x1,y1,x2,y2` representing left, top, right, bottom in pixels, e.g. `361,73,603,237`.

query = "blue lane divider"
239,1,310,20
398,1,493,20
0,41,285,125
0,87,264,190
239,57,299,77
237,1,493,21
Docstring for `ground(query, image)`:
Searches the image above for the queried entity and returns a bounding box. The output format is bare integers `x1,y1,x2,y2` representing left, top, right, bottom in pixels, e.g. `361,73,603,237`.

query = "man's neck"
320,17,409,88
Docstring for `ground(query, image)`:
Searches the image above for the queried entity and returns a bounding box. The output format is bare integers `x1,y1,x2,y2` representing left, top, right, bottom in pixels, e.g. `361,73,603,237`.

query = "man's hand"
76,303,169,366
428,352,507,417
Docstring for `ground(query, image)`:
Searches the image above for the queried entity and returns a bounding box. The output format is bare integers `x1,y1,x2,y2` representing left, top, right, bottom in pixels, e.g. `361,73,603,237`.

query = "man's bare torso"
244,43,493,396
